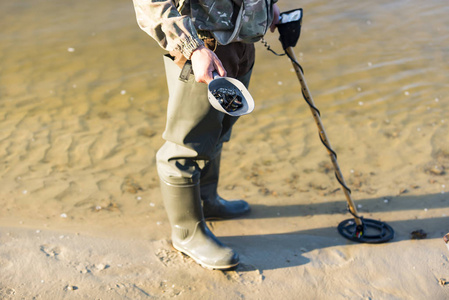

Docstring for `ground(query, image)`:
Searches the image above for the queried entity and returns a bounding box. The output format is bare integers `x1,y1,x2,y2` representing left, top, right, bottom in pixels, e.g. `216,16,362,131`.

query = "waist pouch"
179,0,274,45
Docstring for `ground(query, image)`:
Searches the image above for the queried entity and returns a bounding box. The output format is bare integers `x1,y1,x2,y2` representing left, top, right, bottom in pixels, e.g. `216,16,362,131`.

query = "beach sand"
1,0,449,299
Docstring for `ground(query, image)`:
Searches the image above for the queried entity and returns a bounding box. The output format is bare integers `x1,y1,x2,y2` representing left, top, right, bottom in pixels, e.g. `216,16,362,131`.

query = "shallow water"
1,0,448,232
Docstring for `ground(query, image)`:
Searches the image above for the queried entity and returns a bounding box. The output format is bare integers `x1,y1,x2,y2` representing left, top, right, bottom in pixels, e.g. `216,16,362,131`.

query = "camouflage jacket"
132,0,277,59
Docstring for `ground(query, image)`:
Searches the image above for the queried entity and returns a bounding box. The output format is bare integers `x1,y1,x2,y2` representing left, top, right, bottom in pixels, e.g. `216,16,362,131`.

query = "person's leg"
156,55,239,269
200,145,251,219
200,42,255,219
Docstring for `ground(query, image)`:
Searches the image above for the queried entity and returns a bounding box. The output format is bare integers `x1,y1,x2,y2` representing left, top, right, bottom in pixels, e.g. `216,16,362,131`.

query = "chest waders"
156,54,252,269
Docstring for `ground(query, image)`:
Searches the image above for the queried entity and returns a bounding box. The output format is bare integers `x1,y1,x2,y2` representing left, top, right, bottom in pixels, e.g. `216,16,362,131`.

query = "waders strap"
179,60,193,82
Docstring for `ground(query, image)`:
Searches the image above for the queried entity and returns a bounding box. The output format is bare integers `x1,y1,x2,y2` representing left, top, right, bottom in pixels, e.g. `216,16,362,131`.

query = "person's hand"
270,3,280,32
190,45,226,84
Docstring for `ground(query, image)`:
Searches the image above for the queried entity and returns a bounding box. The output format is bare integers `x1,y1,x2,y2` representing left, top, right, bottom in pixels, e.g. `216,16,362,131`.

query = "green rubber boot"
200,151,250,220
160,179,239,270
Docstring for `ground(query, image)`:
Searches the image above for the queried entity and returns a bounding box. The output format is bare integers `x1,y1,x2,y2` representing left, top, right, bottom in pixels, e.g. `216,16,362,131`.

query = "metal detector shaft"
285,46,363,226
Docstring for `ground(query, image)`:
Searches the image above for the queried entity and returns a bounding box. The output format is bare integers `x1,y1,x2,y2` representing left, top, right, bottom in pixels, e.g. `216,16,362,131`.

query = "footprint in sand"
155,248,185,267
224,263,264,285
40,244,62,260
0,286,16,298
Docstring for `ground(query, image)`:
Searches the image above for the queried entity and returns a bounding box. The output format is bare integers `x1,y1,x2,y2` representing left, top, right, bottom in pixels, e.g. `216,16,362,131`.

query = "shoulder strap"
212,4,244,45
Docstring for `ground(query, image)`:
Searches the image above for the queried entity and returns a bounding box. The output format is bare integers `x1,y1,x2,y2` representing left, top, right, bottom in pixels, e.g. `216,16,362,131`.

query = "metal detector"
269,8,394,243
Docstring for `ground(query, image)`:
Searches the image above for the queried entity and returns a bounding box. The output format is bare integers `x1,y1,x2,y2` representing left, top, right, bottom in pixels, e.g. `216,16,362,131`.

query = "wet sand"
1,0,449,299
